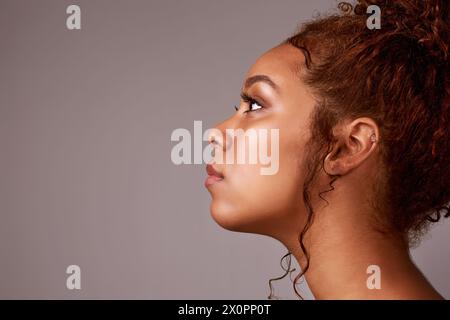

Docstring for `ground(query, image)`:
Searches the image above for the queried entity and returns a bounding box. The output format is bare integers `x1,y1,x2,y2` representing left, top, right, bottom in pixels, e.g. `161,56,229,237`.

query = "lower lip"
204,175,223,188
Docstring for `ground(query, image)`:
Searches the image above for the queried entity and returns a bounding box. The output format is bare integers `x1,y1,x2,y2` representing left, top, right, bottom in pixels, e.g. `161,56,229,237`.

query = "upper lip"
206,164,224,178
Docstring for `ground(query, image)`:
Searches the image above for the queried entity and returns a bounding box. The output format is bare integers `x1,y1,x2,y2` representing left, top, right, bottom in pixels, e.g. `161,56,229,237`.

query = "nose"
207,127,225,158
207,115,237,157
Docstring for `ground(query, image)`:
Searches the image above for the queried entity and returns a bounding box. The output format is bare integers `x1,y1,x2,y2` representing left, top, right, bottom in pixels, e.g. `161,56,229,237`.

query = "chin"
210,200,279,236
210,200,258,233
210,200,240,231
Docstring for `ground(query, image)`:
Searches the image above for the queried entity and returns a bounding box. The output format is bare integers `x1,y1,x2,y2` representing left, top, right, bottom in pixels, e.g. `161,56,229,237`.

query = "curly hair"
267,0,449,300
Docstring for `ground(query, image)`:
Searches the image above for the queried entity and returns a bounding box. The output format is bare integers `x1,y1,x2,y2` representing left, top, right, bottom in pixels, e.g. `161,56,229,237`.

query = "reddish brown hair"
269,0,449,299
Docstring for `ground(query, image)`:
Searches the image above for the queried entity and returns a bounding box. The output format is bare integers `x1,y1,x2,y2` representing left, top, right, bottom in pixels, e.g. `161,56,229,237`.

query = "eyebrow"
243,75,280,93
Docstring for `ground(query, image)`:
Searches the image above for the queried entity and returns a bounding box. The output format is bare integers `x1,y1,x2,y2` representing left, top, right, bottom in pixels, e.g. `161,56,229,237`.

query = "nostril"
224,130,234,151
207,127,228,151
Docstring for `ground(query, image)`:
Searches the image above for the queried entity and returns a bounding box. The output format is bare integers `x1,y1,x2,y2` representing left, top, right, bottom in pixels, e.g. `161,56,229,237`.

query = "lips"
206,164,224,178
205,164,224,187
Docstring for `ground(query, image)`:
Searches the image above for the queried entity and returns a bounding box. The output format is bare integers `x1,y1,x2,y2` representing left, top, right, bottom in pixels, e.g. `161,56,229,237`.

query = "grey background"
0,0,448,299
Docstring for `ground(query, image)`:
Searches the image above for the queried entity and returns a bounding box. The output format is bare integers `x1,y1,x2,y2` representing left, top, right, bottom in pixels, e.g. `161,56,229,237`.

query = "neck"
279,181,442,299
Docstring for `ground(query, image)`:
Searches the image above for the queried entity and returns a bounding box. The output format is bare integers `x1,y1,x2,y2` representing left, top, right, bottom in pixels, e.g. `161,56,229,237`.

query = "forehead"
243,43,305,91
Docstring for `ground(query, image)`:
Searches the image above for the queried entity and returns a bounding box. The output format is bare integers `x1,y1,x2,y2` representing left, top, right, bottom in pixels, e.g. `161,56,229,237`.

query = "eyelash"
234,92,263,114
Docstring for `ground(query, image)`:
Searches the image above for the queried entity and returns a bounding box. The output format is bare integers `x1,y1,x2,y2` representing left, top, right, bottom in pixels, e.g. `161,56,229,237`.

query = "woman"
204,0,449,299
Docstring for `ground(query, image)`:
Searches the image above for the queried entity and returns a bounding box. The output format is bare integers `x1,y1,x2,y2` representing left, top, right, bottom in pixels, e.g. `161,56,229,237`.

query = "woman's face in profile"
205,44,318,239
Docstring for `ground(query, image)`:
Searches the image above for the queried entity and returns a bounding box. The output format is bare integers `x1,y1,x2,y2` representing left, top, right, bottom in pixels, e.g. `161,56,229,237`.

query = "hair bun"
347,0,449,61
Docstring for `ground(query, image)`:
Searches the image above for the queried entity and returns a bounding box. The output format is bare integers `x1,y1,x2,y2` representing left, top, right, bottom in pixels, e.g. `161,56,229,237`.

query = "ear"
324,117,379,175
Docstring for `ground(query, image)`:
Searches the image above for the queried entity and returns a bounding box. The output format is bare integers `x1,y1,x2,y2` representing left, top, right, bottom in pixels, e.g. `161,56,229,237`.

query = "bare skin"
205,43,443,299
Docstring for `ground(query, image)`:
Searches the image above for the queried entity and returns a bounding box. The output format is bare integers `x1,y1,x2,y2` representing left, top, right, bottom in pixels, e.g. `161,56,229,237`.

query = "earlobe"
323,146,344,175
323,152,337,175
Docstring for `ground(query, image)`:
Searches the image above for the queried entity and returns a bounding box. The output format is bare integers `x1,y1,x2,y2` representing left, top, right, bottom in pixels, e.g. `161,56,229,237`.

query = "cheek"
209,130,305,232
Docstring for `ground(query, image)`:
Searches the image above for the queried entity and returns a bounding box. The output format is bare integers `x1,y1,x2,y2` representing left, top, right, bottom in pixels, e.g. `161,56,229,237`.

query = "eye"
247,100,263,112
239,92,264,113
